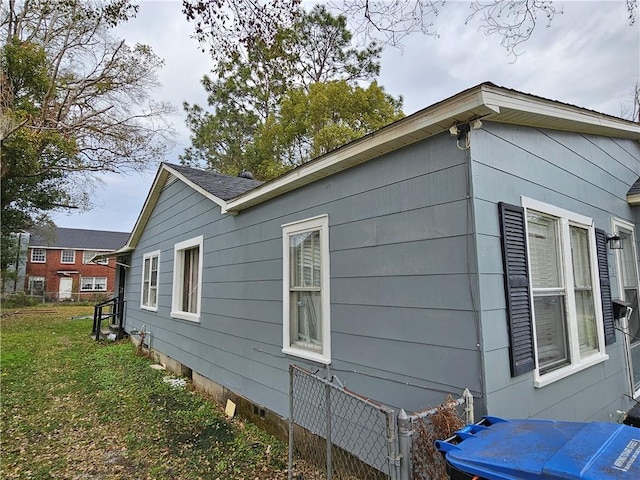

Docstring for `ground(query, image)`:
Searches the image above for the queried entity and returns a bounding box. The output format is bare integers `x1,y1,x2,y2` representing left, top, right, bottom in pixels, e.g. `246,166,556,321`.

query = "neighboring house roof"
628,177,640,205
118,82,640,253
28,227,130,251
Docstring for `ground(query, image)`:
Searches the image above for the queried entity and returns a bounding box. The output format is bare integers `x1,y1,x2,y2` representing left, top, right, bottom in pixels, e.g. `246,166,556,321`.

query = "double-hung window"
31,248,46,263
61,249,75,264
282,215,330,364
81,277,107,291
523,198,607,386
141,250,160,311
171,236,203,322
613,221,640,396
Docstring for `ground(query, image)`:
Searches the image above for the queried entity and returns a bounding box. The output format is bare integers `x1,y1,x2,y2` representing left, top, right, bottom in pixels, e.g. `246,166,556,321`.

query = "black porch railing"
92,296,126,340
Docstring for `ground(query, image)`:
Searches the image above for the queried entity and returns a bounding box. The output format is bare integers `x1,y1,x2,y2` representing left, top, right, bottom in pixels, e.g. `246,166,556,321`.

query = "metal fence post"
325,365,332,480
386,410,399,480
397,409,412,480
288,365,294,480
462,388,474,425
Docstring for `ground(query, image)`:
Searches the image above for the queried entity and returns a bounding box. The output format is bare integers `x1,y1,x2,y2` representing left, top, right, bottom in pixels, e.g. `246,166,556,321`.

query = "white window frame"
171,236,203,322
141,250,160,311
61,249,75,264
522,197,608,387
31,248,46,263
80,276,107,291
282,215,331,364
83,251,108,265
612,217,640,398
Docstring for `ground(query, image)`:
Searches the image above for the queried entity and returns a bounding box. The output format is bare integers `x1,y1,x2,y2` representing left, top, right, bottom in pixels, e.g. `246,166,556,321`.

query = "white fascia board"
480,86,640,138
224,88,496,214
628,193,640,205
90,247,133,262
125,164,230,251
125,167,169,251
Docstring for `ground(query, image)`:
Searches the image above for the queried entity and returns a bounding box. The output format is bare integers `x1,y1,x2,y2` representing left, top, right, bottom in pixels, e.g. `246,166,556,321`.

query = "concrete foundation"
131,335,289,442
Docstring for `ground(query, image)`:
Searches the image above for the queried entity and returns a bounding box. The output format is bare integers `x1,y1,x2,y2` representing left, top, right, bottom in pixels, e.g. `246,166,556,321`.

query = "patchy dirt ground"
1,306,292,479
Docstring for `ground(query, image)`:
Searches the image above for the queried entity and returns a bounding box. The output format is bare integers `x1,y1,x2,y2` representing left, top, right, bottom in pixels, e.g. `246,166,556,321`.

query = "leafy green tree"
257,80,404,168
181,5,400,179
0,0,174,279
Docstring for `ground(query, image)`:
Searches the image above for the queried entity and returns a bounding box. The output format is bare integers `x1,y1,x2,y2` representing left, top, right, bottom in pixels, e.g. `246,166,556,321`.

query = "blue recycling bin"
435,416,640,479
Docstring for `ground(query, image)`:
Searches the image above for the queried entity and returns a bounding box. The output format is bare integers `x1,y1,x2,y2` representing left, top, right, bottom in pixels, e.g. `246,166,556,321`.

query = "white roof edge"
225,83,639,214
479,85,640,134
90,246,133,261
163,164,228,209
125,163,229,250
225,87,492,213
628,193,640,205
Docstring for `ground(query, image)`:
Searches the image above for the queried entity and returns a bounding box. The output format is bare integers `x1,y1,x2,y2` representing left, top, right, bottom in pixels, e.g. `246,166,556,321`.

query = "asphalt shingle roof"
628,177,640,197
165,163,263,200
28,227,130,250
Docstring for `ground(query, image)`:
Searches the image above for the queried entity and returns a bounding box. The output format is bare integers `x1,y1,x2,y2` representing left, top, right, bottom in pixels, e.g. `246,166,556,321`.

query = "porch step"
98,328,128,340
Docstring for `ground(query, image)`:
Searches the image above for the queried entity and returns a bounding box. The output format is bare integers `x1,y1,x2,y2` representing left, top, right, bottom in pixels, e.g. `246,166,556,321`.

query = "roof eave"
224,83,640,214
125,164,229,250
90,246,133,262
224,87,498,214
479,86,640,139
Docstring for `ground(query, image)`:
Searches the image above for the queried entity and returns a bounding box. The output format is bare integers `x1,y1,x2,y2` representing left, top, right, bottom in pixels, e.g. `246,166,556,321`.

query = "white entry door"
59,277,73,300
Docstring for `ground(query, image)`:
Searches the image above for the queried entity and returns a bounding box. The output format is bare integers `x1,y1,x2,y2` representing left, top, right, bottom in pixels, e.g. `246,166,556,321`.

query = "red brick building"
25,227,129,301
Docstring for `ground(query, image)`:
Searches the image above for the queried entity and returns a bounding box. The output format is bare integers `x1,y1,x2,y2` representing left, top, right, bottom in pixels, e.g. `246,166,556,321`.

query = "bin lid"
435,417,640,479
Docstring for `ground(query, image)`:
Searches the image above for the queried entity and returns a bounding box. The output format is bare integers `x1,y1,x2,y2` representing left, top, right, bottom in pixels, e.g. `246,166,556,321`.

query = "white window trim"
31,248,46,263
282,215,331,364
521,197,608,388
171,236,203,323
80,276,107,291
141,250,160,312
61,249,76,264
612,217,640,399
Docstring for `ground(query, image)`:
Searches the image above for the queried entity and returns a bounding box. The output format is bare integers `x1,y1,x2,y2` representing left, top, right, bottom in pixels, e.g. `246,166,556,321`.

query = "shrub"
2,292,42,309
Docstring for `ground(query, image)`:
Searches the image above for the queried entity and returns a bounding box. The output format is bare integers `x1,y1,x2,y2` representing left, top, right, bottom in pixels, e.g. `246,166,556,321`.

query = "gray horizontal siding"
473,122,640,422
124,132,482,417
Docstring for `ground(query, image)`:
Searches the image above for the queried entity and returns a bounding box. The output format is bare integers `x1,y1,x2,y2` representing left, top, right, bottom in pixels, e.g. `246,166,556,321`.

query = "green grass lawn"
0,306,287,479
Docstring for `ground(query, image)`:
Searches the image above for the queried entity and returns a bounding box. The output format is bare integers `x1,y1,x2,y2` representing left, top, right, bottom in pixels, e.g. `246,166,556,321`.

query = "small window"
61,249,75,264
31,249,46,263
282,215,331,364
80,277,107,291
171,236,203,322
141,250,160,311
83,251,108,265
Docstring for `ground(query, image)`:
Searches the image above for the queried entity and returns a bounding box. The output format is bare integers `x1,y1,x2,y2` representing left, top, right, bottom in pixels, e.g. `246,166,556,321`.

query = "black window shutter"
499,202,535,376
595,228,616,345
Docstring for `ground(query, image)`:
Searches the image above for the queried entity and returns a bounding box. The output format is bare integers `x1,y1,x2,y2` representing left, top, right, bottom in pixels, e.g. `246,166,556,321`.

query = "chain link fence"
2,291,112,304
289,364,474,480
289,365,398,480
402,392,472,480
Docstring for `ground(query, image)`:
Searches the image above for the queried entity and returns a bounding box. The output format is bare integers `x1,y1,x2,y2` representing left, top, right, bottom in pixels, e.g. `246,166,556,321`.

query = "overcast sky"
51,0,640,233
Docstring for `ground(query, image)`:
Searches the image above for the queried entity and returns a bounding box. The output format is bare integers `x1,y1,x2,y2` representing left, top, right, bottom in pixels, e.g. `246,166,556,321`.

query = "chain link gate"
289,365,399,480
